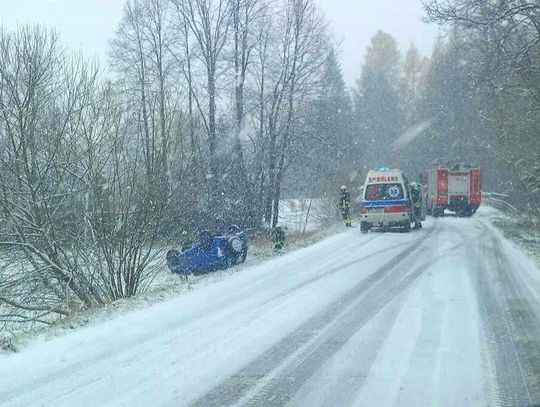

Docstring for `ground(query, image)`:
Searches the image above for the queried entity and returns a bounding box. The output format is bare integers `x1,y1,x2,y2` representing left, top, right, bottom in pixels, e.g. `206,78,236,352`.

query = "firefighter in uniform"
339,185,352,227
273,226,285,250
409,182,423,229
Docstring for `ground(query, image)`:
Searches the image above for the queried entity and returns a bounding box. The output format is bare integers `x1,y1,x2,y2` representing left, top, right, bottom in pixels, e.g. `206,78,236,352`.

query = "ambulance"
359,168,413,233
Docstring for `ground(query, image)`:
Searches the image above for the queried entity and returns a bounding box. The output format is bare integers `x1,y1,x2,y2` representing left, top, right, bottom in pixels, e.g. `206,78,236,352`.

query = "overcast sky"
0,0,439,85
317,0,439,84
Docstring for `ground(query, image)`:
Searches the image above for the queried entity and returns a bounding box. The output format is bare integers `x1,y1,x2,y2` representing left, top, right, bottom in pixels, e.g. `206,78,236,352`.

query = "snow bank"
278,198,336,232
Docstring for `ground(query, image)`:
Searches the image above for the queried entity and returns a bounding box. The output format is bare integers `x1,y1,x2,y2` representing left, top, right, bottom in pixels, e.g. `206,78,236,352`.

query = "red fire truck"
424,166,482,217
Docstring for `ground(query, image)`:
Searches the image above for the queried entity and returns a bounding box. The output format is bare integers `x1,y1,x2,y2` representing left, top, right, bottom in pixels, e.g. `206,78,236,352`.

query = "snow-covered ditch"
1,198,343,353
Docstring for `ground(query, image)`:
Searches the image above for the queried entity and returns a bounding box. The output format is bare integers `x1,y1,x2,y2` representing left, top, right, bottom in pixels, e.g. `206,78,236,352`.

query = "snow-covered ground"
0,207,539,407
278,198,336,232
483,205,540,267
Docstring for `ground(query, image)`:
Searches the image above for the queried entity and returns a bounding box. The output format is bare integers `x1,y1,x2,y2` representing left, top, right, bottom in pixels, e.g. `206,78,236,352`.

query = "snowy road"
1,213,539,407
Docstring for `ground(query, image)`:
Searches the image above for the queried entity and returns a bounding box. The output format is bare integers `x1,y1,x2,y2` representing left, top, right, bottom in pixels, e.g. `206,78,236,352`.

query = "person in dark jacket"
409,182,423,229
273,226,285,250
339,185,352,227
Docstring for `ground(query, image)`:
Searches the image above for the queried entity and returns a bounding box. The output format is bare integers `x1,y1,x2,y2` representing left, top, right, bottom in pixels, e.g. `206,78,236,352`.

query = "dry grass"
248,222,345,260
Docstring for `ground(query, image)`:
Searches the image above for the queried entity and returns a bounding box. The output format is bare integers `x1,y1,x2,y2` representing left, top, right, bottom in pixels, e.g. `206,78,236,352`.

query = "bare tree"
78,84,170,299
249,10,273,217
0,25,175,330
110,0,177,183
172,0,232,207
169,2,199,155
0,26,104,323
230,0,266,181
263,0,329,226
424,0,540,98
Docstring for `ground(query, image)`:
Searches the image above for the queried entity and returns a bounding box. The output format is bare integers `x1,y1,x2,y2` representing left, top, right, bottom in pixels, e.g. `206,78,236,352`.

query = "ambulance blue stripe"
360,199,410,207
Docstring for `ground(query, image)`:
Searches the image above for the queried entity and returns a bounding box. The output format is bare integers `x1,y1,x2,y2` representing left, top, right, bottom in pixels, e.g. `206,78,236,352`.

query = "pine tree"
414,35,476,168
313,50,355,174
402,43,428,126
354,31,404,169
286,49,355,197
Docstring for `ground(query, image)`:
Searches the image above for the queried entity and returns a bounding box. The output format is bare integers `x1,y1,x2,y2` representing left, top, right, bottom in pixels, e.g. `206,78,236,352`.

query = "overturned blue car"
166,226,248,275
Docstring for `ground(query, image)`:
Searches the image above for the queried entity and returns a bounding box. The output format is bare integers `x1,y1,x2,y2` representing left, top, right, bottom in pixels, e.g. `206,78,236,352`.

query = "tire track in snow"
190,225,438,407
250,240,411,313
241,262,433,407
488,235,540,406
460,224,540,407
